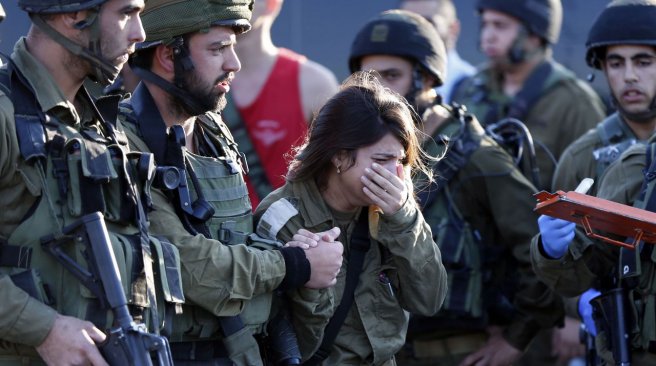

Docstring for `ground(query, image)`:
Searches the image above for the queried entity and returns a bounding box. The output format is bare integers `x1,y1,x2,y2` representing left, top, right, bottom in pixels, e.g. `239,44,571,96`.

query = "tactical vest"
119,88,273,352
614,142,656,358
0,61,184,358
166,118,273,342
414,107,490,330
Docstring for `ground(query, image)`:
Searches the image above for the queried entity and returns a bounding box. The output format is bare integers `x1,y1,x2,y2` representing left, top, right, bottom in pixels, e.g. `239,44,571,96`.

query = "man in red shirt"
226,0,339,207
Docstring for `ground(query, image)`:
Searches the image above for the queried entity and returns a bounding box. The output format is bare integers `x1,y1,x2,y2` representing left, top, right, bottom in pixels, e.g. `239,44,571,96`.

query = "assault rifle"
41,212,174,366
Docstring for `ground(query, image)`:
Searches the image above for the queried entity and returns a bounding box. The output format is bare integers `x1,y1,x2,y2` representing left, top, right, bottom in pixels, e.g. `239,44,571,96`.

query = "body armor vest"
120,86,274,364
0,62,184,359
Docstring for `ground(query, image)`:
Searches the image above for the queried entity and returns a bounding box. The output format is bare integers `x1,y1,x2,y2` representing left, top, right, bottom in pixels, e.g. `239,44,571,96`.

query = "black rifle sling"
305,209,370,366
222,93,273,200
417,110,480,211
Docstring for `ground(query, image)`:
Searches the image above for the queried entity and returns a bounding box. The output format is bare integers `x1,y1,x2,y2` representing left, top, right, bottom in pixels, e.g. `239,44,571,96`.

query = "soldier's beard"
171,69,229,117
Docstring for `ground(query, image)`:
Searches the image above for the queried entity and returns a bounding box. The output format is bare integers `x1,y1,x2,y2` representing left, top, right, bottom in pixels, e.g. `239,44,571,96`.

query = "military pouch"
111,233,148,308
435,215,484,320
9,269,53,305
149,235,185,331
222,326,263,366
65,138,120,219
217,220,250,246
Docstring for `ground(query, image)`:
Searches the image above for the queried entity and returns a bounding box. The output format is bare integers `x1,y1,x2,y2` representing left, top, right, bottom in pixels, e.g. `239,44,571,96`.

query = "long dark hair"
287,71,433,190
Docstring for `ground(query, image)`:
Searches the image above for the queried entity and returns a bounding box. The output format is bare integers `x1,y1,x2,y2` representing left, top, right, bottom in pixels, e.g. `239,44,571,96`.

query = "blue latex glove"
578,288,601,337
538,215,576,259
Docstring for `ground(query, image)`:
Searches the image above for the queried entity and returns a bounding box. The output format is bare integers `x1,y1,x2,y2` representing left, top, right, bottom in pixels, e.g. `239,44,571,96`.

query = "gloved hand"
538,215,576,259
578,288,601,337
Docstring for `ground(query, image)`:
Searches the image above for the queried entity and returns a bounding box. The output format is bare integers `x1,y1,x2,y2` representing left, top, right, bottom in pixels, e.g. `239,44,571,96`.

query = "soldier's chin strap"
131,65,208,117
614,95,656,124
131,37,208,117
29,10,119,86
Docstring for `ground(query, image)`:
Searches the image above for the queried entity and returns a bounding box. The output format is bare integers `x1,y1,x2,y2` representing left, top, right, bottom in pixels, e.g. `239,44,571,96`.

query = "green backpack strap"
594,114,637,178
221,93,273,201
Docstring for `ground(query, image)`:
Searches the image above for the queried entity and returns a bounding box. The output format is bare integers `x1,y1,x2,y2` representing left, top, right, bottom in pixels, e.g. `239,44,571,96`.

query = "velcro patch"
256,198,298,240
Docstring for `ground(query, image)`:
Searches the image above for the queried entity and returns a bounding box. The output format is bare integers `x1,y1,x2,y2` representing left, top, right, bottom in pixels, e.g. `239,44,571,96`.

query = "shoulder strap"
596,113,626,147
593,114,636,178
0,59,49,163
418,106,481,210
305,209,370,366
221,93,273,200
507,61,554,120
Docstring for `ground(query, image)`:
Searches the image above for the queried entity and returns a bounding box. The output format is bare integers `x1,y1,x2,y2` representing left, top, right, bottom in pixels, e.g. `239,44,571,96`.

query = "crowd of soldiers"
0,0,655,365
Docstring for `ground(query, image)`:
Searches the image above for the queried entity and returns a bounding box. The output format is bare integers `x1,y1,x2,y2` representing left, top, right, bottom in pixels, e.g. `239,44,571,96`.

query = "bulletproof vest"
593,113,637,178
0,61,184,356
119,87,273,344
413,108,489,329
169,117,273,341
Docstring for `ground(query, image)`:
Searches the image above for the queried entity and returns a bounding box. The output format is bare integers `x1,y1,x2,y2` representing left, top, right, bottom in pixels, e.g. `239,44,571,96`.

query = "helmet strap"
404,65,424,115
131,40,208,118
613,94,656,124
29,9,119,86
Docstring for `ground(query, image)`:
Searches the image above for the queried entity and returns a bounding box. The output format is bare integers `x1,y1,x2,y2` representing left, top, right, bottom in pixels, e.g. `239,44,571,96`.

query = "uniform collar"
11,37,92,127
291,179,337,228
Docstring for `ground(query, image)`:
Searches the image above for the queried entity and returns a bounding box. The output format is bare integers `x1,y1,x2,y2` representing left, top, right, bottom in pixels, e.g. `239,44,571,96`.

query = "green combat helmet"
349,9,446,112
586,0,656,69
18,0,122,85
130,0,253,116
476,0,563,45
586,0,656,122
349,9,446,88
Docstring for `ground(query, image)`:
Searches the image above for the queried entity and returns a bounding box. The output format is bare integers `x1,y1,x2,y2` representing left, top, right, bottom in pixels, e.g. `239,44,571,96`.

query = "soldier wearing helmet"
347,10,563,366
119,0,344,364
0,0,188,365
532,1,656,365
452,0,606,192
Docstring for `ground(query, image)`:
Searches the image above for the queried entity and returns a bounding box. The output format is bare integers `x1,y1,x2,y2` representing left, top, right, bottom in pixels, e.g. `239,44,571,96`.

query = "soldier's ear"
154,44,176,75
331,150,350,173
54,9,90,34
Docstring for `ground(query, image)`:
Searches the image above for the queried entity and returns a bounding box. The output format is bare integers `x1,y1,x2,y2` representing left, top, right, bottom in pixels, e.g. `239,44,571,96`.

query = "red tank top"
238,48,308,207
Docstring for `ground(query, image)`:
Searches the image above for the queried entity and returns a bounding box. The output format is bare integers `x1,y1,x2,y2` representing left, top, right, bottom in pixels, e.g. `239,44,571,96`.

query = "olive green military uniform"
552,112,639,194
0,39,181,364
531,141,656,365
119,85,332,364
397,110,563,366
254,179,447,365
547,112,640,354
452,60,606,191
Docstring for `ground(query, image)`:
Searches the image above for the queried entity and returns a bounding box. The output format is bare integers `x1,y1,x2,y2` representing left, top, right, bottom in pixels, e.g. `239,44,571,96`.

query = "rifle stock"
590,288,631,366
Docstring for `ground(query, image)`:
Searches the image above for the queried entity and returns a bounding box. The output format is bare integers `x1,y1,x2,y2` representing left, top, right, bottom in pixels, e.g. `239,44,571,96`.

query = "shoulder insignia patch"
256,198,299,240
